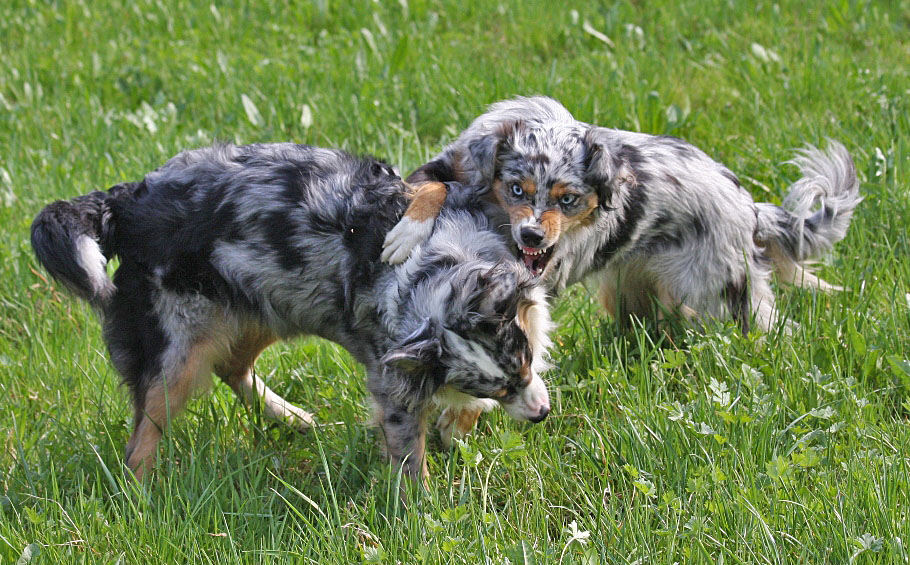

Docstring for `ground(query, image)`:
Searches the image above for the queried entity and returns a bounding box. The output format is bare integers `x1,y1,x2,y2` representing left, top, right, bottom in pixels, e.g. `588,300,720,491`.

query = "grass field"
2,0,910,562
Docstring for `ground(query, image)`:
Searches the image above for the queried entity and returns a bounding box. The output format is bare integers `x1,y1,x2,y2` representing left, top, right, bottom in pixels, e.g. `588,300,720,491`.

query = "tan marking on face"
520,178,537,196
542,193,599,237
492,388,509,398
549,183,599,224
539,209,565,243
492,180,538,228
519,361,532,385
548,182,571,200
493,196,535,227
510,204,534,221
402,181,447,222
575,194,599,226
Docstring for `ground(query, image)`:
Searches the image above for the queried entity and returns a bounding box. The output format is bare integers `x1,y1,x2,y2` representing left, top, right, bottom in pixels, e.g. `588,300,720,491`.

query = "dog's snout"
528,405,549,423
520,226,545,248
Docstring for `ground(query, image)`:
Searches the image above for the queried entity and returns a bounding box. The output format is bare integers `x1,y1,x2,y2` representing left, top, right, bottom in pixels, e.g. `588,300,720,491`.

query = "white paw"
286,404,316,430
381,217,434,264
268,400,315,431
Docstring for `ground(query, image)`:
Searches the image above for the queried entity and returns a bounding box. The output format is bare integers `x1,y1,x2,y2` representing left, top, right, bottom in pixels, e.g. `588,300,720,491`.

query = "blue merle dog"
383,96,861,333
31,143,553,490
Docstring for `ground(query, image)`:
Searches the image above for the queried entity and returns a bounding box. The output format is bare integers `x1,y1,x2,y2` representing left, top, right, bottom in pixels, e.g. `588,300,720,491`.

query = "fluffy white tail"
754,141,861,291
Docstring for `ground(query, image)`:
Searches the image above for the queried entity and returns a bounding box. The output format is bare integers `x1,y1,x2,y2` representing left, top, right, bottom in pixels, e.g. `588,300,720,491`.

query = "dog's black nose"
528,405,549,423
520,226,545,248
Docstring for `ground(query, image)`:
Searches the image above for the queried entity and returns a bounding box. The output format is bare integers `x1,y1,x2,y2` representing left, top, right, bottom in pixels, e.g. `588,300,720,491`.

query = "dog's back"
108,144,404,338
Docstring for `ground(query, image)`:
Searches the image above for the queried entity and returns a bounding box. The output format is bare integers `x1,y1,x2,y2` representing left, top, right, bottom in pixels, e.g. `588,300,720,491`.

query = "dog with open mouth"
31,142,553,494
383,96,861,333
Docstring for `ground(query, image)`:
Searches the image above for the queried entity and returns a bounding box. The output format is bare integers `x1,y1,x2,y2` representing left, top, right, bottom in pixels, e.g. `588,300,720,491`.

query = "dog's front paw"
283,403,316,431
382,217,434,264
435,400,496,448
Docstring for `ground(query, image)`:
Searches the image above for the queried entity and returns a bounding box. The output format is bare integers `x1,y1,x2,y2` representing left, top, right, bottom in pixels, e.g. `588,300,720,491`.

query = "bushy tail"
31,189,121,308
754,141,861,291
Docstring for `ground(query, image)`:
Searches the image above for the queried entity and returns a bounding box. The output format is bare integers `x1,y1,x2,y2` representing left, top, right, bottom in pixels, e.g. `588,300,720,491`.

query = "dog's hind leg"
655,279,699,324
748,273,780,333
125,340,215,481
598,276,619,320
214,329,314,431
599,266,666,326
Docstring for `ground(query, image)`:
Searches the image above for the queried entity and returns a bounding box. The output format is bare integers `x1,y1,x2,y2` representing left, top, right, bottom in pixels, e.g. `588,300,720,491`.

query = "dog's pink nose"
528,405,549,423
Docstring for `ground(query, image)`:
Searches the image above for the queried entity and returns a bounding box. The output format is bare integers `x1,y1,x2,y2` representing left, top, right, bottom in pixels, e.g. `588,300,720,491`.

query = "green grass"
1,0,909,562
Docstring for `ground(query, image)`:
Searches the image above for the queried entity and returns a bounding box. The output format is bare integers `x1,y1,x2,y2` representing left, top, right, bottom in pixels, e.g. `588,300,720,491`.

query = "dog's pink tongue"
522,253,536,270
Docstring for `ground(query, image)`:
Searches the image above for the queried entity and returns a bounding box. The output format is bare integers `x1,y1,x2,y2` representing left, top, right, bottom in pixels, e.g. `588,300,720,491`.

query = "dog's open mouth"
519,245,554,277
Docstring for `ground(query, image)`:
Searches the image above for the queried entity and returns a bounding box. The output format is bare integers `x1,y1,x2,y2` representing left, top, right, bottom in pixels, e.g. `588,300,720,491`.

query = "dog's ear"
468,120,522,183
381,317,442,375
583,127,618,209
476,261,533,319
381,317,445,409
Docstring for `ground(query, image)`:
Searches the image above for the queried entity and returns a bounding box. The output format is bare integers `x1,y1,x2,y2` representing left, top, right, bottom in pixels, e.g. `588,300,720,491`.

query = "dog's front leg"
373,395,430,498
381,181,448,264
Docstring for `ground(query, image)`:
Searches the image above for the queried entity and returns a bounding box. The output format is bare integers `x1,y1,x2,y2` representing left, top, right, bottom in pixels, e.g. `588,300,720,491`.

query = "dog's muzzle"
502,373,551,423
527,404,550,423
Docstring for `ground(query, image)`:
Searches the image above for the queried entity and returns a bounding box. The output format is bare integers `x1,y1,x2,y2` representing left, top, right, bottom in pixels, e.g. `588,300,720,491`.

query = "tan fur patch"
598,280,618,318
519,362,532,385
548,182,571,200
145,340,216,426
124,417,161,481
492,178,538,206
487,187,536,227
214,327,313,430
547,183,599,228
544,194,599,236
539,209,565,242
515,298,535,334
126,339,219,479
575,195,599,226
453,406,484,437
402,181,448,222
214,327,277,384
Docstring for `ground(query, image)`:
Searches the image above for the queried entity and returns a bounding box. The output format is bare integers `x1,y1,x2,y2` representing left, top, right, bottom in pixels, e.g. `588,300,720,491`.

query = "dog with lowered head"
31,142,552,489
383,96,861,333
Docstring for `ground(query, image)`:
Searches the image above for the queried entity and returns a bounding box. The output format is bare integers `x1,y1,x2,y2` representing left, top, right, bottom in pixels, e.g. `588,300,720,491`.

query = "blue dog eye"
560,194,578,206
511,183,524,197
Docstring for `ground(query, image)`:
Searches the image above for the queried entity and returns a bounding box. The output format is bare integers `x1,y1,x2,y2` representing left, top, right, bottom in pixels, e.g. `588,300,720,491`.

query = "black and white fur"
383,96,861,332
31,143,552,488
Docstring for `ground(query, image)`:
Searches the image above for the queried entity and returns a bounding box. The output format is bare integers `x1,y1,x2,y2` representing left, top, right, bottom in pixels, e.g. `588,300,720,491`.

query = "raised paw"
381,216,434,264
